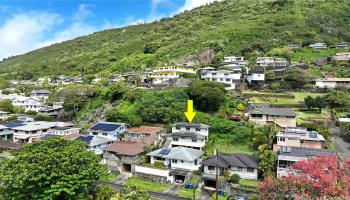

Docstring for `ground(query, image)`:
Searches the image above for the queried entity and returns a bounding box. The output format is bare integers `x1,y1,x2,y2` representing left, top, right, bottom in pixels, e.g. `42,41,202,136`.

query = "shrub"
229,174,241,184
236,103,245,111
153,161,166,168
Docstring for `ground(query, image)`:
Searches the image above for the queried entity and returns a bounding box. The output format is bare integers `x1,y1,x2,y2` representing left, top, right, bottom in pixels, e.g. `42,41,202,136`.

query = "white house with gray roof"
166,131,206,150
147,147,203,171
248,108,297,128
171,122,210,138
30,89,51,101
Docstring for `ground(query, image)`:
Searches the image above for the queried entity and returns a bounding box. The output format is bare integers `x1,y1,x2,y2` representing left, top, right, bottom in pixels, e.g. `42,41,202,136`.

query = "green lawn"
247,92,325,105
206,139,257,156
178,188,201,199
124,177,170,193
210,193,227,200
294,108,330,124
99,172,119,182
291,48,342,62
239,179,258,187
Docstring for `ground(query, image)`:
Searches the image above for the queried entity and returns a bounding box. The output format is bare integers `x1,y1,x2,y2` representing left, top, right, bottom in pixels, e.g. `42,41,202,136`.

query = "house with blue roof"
88,122,127,140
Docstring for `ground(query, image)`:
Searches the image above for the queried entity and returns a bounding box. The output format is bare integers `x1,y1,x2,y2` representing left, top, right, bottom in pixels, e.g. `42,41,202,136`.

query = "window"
279,137,285,142
192,139,197,142
181,160,184,163
238,167,243,172
172,159,177,163
251,114,263,118
208,166,215,171
103,133,108,136
194,159,198,165
173,137,179,141
176,127,180,130
186,127,190,130
195,128,200,131
247,168,255,173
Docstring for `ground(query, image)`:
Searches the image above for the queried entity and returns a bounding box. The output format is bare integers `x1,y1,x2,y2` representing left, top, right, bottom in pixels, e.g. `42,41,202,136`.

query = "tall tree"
0,138,107,200
304,96,314,111
314,96,327,113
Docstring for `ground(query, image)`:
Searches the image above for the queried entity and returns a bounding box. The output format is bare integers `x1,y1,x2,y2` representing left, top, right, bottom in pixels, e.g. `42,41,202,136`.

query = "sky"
0,0,222,60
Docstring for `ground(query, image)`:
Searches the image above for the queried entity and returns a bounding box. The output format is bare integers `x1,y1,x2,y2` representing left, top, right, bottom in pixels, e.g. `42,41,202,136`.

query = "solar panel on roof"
159,149,171,155
76,136,94,144
90,123,122,132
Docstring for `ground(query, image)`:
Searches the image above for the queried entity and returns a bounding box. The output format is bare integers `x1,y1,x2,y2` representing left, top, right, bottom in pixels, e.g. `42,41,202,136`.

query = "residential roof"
31,89,51,94
338,118,350,123
316,78,350,82
147,147,203,162
171,122,210,128
90,122,126,132
75,135,115,147
3,123,26,128
202,152,259,169
127,126,164,134
63,133,84,140
105,141,148,155
0,140,22,150
278,146,336,158
167,131,205,140
249,108,296,117
277,127,325,141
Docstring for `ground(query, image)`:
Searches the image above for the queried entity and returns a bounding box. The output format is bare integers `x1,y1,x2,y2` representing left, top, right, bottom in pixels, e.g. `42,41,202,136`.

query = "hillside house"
273,127,325,151
11,96,43,112
200,70,240,90
165,131,206,150
246,67,265,85
0,111,11,120
150,66,196,84
30,89,51,101
222,56,247,70
103,141,148,172
248,108,297,128
89,122,127,140
171,122,209,138
75,135,114,155
287,44,300,49
17,114,35,122
277,146,336,177
256,57,288,68
124,126,164,146
0,125,13,141
309,43,327,50
332,52,350,61
202,153,259,190
315,78,350,88
335,42,348,49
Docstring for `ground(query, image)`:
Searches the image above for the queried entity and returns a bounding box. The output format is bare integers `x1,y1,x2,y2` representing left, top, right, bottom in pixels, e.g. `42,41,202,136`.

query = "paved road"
331,127,350,161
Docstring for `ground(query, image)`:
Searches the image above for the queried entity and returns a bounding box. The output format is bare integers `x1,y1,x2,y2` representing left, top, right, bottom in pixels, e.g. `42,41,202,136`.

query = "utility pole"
215,148,219,200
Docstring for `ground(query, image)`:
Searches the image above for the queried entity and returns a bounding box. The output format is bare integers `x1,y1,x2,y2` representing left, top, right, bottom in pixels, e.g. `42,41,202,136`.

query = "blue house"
88,122,127,140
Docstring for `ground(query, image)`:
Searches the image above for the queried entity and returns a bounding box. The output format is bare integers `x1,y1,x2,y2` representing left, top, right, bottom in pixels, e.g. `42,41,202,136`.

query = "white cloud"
39,4,97,46
0,11,62,60
178,0,223,12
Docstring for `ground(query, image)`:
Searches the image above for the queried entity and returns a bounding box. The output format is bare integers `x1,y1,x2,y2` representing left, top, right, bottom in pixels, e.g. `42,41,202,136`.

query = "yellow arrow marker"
184,100,196,123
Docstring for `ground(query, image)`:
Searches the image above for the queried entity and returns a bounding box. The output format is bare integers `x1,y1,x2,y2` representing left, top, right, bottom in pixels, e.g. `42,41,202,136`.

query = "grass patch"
294,108,330,124
210,193,227,200
99,172,119,182
206,138,257,156
179,188,201,199
291,48,341,62
124,177,170,193
247,92,325,105
239,179,258,187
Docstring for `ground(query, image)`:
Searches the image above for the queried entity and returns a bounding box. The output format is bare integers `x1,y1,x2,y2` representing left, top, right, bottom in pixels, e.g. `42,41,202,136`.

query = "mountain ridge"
0,0,349,79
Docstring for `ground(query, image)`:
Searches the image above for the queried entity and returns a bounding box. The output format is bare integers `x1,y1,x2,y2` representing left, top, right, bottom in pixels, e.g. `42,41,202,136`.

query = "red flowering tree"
258,155,350,200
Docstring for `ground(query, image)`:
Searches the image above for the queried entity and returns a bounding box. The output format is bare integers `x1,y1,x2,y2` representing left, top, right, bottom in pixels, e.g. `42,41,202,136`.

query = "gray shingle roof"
250,108,296,117
171,122,210,128
202,153,259,169
147,147,203,162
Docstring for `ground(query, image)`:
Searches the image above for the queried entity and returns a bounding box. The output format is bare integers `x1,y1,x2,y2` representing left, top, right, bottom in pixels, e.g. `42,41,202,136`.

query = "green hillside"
0,0,349,79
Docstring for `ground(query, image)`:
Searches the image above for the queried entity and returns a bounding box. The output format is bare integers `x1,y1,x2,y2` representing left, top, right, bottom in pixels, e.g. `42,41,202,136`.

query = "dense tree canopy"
187,80,226,112
0,138,107,200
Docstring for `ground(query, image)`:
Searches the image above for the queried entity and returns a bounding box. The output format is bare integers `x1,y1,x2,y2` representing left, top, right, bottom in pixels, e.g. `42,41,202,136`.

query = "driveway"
114,173,131,185
163,184,182,195
331,127,350,161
